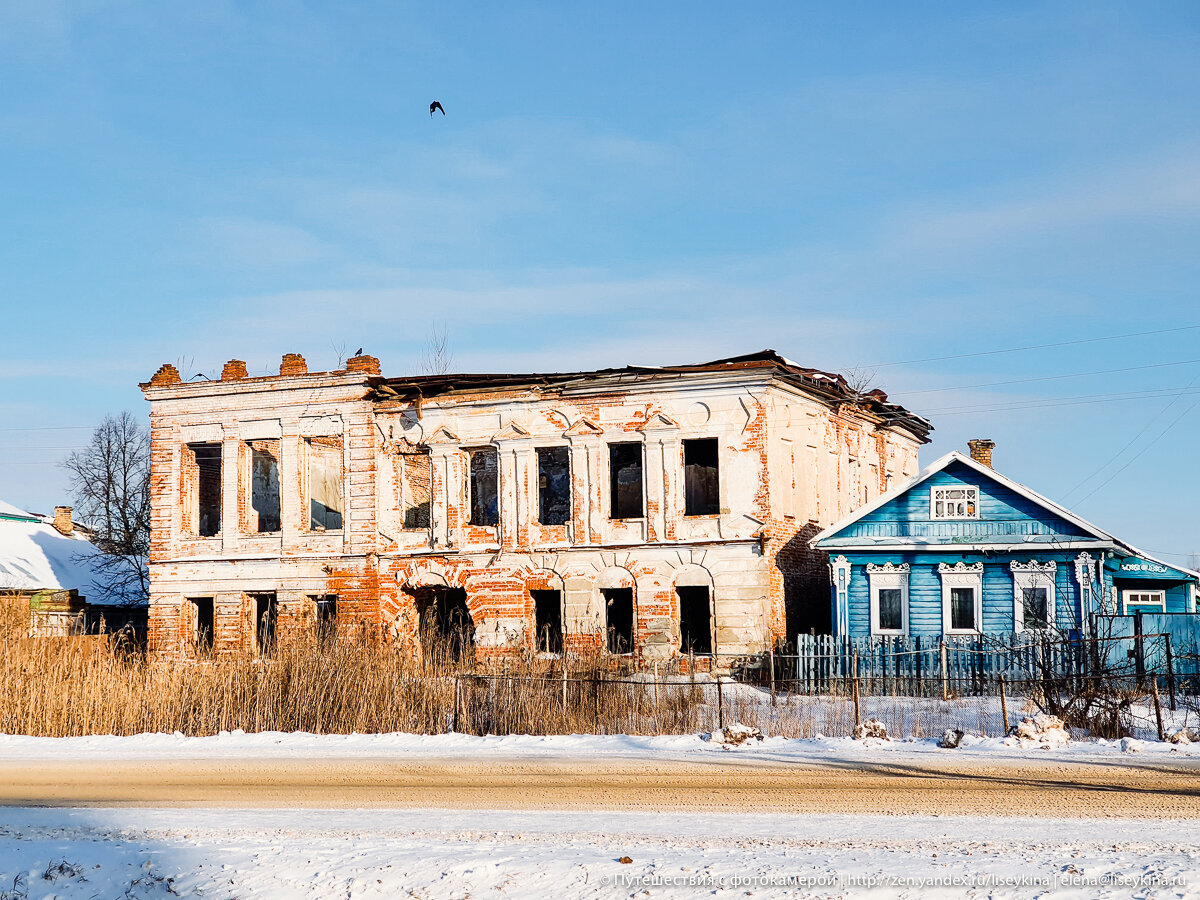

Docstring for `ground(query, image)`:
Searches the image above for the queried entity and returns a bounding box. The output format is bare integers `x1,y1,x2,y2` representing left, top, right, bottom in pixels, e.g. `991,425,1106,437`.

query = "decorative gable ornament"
937,561,984,574
563,416,603,437
636,411,679,431
425,425,461,444
491,421,531,442
1010,560,1056,575
865,562,910,575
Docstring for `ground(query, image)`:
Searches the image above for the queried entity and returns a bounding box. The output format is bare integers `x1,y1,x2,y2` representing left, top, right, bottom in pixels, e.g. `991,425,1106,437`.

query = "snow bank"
0,726,1196,763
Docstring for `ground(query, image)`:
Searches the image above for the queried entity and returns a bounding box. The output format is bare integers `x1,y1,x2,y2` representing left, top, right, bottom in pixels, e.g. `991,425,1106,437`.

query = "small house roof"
0,505,107,594
813,451,1200,579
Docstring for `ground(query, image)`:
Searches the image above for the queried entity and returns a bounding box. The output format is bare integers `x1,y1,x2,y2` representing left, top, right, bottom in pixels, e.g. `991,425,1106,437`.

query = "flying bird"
429,101,445,117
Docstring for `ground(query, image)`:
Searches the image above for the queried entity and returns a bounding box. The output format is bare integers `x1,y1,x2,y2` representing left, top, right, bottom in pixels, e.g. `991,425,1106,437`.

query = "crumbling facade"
140,351,929,661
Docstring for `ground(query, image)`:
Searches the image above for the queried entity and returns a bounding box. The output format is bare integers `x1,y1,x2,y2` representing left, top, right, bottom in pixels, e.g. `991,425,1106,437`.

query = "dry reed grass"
0,599,1013,739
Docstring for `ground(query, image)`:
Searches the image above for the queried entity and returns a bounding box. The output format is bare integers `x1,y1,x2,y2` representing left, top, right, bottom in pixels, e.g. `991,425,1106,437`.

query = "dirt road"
2,754,1198,817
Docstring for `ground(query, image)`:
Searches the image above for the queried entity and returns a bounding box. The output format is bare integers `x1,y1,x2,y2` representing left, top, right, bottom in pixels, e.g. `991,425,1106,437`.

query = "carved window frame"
930,485,980,520
866,562,909,636
939,562,983,635
1011,560,1056,632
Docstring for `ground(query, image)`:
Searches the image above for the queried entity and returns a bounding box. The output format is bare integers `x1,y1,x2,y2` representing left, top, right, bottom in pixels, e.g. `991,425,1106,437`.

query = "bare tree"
842,365,879,404
60,412,150,605
330,340,348,369
418,323,454,376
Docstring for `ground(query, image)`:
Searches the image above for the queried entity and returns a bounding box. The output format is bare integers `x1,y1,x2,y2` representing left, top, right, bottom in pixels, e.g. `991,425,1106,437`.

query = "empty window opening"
252,593,278,655
414,586,475,660
247,440,281,533
1022,587,1049,629
609,443,643,519
312,594,337,644
532,589,563,654
189,597,214,654
950,587,977,631
469,448,499,526
184,442,222,537
400,450,432,529
683,438,720,516
677,586,712,655
537,447,571,526
603,588,634,654
308,437,344,531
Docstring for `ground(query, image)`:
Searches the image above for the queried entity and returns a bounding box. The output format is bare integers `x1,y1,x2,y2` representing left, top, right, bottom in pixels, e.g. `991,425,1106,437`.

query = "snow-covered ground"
0,725,1196,762
1,807,1196,899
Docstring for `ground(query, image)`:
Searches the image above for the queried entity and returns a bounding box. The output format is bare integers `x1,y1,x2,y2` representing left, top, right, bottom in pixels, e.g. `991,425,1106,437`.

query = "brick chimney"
967,439,995,468
221,359,248,381
345,353,381,375
279,353,308,376
53,506,73,535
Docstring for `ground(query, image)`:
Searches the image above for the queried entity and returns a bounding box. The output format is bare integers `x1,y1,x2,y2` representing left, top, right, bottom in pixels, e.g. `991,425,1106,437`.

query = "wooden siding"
836,460,1094,544
841,551,1086,640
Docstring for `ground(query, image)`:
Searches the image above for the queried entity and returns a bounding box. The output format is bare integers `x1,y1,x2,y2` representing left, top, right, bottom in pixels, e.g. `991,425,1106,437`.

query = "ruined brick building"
140,351,930,661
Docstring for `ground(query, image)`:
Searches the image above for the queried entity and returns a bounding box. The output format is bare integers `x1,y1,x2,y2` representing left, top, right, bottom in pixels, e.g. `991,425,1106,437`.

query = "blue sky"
2,1,1198,564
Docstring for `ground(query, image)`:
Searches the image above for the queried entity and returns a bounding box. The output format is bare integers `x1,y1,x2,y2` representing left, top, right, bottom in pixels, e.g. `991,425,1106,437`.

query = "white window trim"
1122,589,1166,614
930,485,980,520
866,563,909,636
1011,560,1056,632
939,562,983,634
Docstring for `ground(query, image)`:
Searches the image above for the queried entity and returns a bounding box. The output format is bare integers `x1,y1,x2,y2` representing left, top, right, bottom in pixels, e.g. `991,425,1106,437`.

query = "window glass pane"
951,587,975,630
877,588,902,631
1022,587,1048,628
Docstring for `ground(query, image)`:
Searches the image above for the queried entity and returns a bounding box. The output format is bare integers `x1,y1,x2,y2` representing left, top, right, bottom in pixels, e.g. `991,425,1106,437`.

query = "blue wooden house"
812,442,1198,639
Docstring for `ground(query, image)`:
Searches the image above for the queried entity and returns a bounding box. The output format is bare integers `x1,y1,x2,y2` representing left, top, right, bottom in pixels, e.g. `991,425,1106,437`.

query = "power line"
867,323,1200,368
0,426,93,432
1073,390,1200,507
922,385,1200,415
896,357,1200,396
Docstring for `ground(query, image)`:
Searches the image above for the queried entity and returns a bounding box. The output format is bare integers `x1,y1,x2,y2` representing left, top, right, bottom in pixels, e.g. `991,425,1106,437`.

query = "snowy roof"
0,508,106,594
0,499,38,521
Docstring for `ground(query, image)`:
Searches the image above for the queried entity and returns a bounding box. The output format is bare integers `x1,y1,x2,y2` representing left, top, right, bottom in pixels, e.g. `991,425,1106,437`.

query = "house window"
677,585,712,654
308,437,344,531
189,597,214,654
251,592,277,655
312,594,337,644
1123,590,1166,613
683,438,719,516
399,450,431,529
536,447,571,526
246,440,281,533
866,563,909,635
931,485,979,520
468,448,499,526
939,562,983,634
183,442,222,537
609,443,644,519
532,589,563,654
603,587,634,654
950,587,976,630
1011,561,1056,631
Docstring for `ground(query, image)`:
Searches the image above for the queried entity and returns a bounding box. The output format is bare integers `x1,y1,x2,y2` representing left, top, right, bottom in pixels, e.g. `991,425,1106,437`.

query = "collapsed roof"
369,350,932,441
